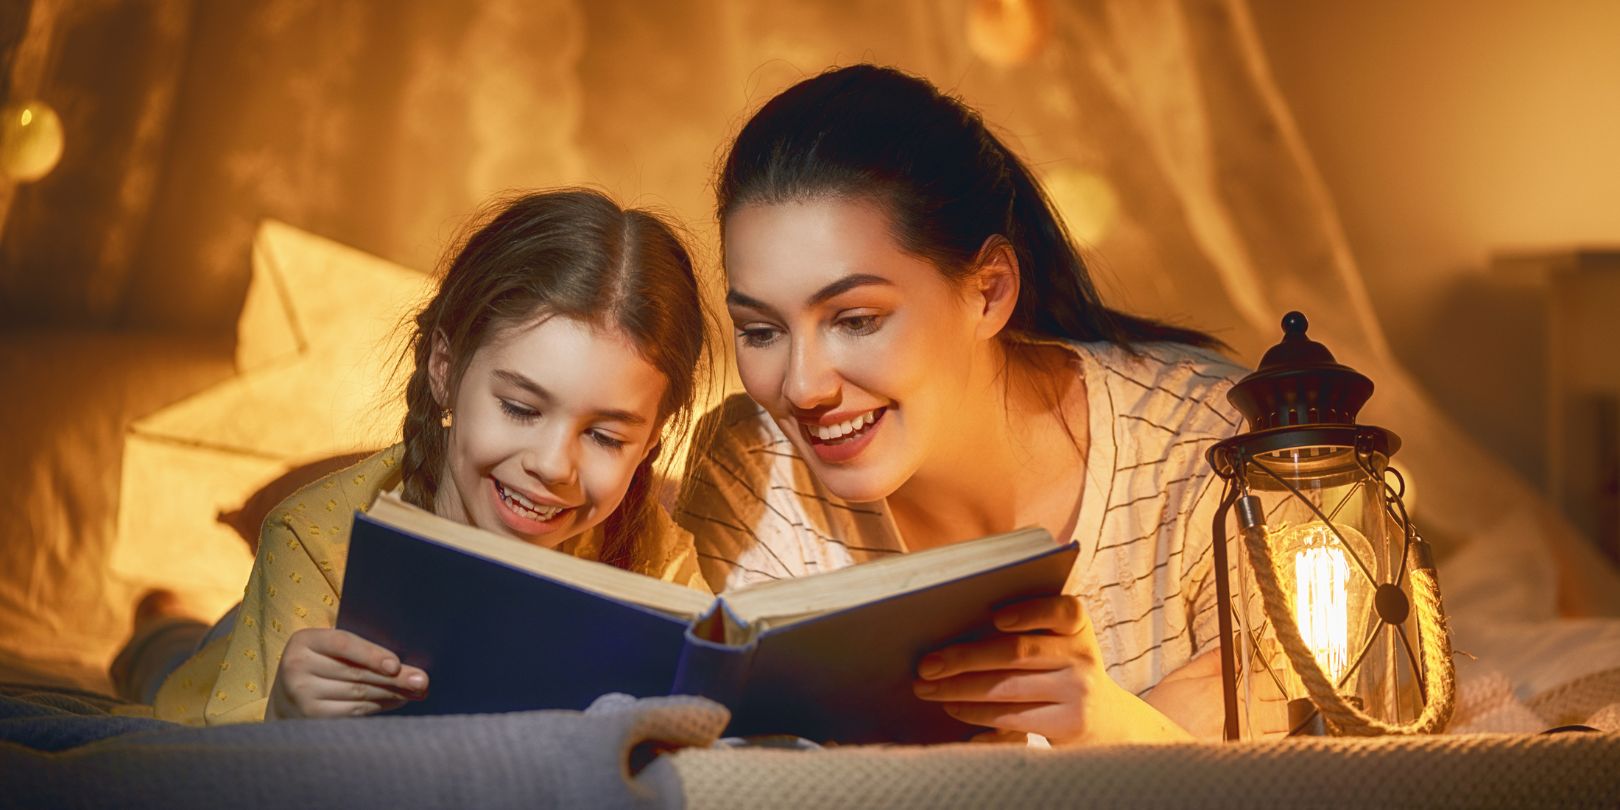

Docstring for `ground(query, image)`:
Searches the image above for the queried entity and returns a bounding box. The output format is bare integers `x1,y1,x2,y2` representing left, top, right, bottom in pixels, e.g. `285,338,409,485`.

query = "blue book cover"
337,494,1078,742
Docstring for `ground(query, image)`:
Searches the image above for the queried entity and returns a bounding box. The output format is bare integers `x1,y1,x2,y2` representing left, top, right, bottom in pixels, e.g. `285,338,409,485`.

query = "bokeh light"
0,100,66,182
965,0,1052,68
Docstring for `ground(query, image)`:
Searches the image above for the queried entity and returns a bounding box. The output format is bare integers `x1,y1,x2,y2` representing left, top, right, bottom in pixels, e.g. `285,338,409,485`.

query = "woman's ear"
428,330,453,409
970,236,1020,341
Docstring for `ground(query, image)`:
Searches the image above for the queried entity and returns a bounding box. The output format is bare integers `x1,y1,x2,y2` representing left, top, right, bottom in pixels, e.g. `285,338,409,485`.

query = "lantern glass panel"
1232,444,1424,738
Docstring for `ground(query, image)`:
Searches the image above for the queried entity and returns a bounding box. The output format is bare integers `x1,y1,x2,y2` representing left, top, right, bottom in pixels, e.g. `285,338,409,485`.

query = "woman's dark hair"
716,63,1218,350
399,188,707,574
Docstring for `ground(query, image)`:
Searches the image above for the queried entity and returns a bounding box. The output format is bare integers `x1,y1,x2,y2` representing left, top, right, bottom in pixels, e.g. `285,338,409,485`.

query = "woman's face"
433,315,667,547
723,198,994,503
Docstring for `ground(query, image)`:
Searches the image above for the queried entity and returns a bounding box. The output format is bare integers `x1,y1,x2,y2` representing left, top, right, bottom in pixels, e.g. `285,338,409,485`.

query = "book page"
721,527,1059,639
367,494,713,619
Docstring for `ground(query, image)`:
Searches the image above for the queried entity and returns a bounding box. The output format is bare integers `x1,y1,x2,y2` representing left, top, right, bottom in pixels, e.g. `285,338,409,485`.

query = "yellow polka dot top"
152,444,709,725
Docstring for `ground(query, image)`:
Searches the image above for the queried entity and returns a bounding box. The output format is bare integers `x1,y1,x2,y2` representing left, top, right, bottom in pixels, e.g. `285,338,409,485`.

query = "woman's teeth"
497,482,563,521
811,410,879,442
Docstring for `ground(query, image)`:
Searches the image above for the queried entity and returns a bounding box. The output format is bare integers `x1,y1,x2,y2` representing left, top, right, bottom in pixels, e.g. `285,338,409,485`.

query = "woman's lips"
799,407,886,464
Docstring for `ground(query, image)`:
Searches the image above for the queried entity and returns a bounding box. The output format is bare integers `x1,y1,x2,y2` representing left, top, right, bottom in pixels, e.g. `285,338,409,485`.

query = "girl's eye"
836,313,884,336
499,399,539,422
587,429,627,451
736,324,782,349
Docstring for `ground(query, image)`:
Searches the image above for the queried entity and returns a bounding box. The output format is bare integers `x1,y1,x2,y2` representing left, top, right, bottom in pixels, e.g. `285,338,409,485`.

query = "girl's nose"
523,426,579,489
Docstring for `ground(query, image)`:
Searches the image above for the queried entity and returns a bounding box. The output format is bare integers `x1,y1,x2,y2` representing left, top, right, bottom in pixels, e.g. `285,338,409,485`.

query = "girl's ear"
428,330,453,409
970,236,1020,342
640,438,663,466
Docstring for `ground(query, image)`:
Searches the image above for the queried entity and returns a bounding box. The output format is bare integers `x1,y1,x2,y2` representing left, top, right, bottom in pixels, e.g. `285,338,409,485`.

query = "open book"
336,493,1078,744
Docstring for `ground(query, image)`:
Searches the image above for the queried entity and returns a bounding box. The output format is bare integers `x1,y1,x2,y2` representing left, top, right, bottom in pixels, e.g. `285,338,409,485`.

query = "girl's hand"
911,595,1191,744
267,628,428,720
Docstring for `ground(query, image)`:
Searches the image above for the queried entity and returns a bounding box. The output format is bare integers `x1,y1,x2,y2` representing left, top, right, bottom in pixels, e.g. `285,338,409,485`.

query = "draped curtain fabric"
2,0,1614,682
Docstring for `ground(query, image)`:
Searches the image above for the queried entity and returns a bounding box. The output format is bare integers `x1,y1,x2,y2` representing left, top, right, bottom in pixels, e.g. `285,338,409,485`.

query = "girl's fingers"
303,653,429,693
305,629,404,677
304,678,424,704
308,697,410,718
918,633,1073,679
913,668,1078,704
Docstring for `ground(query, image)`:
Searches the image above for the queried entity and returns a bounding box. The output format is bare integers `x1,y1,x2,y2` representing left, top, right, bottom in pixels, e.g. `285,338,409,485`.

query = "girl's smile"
432,315,667,548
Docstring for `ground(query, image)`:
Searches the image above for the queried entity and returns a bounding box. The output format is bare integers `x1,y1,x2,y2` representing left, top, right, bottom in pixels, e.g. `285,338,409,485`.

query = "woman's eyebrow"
726,273,893,314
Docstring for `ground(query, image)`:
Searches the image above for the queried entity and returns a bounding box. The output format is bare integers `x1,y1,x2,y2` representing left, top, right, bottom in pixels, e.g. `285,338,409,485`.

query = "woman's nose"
782,334,840,410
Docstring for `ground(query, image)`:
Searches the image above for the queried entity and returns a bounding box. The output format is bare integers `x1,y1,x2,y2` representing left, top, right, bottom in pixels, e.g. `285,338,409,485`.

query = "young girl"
678,65,1245,744
153,188,710,725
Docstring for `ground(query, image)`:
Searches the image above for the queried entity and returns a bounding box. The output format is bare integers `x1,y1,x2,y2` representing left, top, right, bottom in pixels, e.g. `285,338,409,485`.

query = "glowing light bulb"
1294,538,1350,680
1274,521,1371,684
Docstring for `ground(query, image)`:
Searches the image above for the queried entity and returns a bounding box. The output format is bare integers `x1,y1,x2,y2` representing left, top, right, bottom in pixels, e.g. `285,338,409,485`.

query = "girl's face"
432,316,667,547
723,198,998,503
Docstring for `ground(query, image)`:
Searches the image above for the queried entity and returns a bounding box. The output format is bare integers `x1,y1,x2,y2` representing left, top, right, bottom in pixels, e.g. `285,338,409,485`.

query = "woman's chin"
809,463,903,505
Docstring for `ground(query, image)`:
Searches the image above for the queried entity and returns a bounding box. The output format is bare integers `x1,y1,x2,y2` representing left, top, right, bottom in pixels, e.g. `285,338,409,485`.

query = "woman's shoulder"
1078,340,1249,394
693,392,783,453
1073,340,1249,447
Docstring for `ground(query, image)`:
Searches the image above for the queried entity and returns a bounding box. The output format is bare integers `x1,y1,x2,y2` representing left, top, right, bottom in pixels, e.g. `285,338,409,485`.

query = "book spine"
669,601,755,709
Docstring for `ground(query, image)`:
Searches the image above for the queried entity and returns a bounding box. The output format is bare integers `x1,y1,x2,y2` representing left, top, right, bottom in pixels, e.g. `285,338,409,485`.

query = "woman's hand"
267,628,428,720
911,595,1191,744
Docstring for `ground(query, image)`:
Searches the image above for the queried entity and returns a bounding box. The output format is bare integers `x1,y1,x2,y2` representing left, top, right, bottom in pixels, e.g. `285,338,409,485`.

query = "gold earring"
440,408,453,429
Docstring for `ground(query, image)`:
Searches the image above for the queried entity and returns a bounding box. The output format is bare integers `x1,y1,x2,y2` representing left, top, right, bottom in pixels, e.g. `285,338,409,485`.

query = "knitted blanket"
2,687,728,809
665,731,1620,808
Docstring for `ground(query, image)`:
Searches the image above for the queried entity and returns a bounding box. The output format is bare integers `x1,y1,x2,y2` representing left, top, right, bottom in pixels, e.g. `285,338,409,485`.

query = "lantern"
1207,312,1455,739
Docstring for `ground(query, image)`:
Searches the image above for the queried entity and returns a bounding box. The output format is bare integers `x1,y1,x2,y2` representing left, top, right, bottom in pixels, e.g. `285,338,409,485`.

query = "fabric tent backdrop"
1,0,1615,686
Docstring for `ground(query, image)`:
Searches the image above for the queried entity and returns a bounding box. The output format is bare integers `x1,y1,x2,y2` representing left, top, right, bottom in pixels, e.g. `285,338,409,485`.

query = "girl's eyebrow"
726,273,893,314
492,369,648,426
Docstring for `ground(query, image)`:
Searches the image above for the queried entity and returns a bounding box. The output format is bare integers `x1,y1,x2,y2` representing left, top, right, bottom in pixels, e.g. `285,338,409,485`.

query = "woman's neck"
887,341,1088,551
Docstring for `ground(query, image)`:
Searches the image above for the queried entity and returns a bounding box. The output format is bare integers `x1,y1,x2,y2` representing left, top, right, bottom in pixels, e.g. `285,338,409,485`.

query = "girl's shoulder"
257,445,405,547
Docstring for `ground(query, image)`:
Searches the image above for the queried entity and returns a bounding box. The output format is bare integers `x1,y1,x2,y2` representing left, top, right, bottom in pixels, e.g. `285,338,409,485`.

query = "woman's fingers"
943,701,1075,736
991,595,1087,634
913,667,1080,704
917,632,1076,679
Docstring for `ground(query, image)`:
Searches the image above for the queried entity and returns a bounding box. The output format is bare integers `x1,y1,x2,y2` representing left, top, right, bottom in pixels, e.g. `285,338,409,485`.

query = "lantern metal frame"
1205,314,1456,740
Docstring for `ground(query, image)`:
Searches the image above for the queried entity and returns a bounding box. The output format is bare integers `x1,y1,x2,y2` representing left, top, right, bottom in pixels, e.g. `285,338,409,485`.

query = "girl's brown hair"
399,188,707,574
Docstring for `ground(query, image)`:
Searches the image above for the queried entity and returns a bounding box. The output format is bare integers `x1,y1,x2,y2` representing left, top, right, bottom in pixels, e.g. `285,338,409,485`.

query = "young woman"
678,65,1246,744
153,189,711,725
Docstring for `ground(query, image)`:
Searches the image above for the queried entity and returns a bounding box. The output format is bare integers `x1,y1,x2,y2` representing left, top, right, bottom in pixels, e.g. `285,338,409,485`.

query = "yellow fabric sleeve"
153,447,402,725
153,444,708,724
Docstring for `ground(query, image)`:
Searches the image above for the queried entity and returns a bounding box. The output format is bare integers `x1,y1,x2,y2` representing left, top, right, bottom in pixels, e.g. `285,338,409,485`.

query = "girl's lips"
799,407,886,464
489,478,572,539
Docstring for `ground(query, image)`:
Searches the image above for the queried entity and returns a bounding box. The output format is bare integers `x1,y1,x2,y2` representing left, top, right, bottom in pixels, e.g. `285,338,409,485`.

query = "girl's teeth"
499,483,563,520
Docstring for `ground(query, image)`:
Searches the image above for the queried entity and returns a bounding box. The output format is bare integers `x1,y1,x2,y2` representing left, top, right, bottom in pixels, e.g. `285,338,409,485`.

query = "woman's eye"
736,324,781,349
499,399,539,422
587,429,627,451
836,313,884,336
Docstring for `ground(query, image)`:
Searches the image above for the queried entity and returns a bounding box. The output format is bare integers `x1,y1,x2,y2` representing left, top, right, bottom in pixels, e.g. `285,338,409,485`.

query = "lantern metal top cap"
1227,311,1374,431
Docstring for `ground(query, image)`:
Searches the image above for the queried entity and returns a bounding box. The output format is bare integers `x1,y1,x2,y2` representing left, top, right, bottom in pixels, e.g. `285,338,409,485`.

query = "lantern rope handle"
1240,522,1456,736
